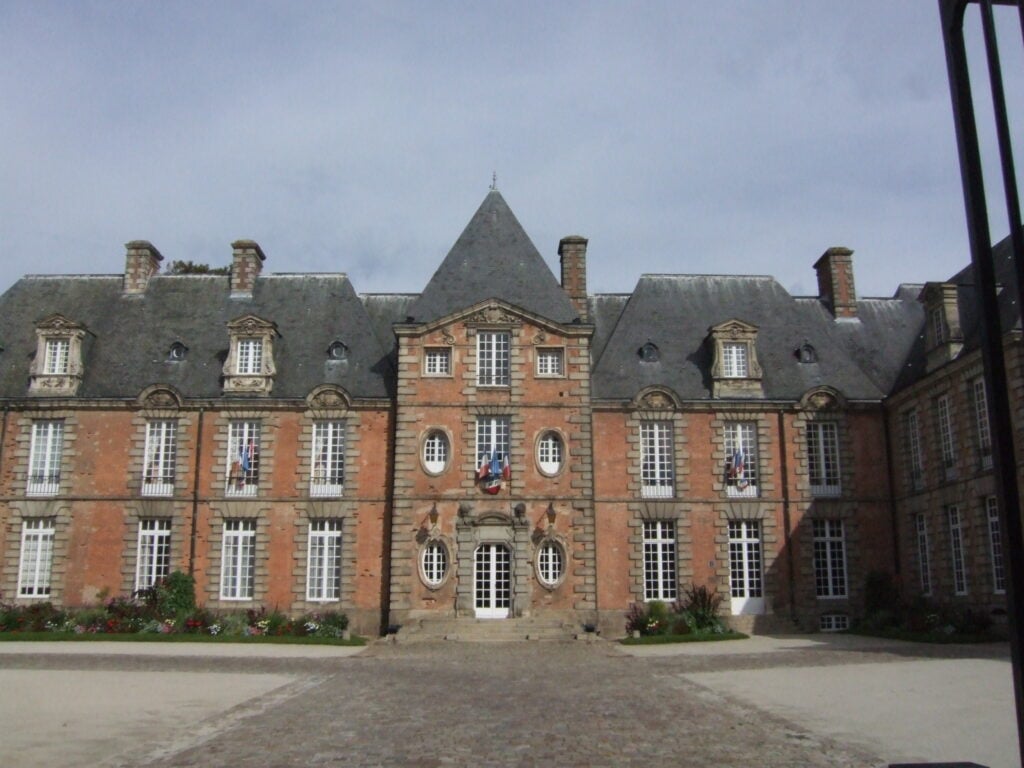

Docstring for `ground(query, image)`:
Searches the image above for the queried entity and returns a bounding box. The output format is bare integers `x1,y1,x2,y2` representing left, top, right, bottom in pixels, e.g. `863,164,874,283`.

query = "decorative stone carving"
532,331,548,345
466,306,520,326
28,314,89,397
441,330,456,346
222,314,279,396
708,318,764,399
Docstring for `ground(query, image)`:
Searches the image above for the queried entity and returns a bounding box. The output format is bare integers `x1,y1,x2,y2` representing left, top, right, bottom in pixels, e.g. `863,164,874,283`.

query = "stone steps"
394,616,587,643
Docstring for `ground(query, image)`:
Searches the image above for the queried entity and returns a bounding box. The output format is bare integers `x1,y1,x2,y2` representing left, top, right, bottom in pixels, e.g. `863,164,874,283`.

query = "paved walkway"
0,635,1016,767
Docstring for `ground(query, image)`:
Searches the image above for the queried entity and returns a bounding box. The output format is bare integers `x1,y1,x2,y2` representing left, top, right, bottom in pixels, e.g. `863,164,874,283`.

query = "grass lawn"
0,631,365,646
620,631,748,645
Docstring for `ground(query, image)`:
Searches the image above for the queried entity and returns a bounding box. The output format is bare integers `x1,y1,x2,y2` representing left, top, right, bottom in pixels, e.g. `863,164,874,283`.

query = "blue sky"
1,1,1021,300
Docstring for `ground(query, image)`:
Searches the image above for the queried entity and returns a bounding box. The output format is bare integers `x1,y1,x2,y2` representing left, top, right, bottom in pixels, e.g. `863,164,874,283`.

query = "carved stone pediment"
306,385,351,411
466,306,521,326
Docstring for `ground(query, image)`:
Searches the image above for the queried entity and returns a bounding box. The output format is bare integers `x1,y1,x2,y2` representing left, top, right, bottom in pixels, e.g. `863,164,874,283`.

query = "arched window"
537,432,564,476
420,541,449,588
536,540,565,588
422,431,449,474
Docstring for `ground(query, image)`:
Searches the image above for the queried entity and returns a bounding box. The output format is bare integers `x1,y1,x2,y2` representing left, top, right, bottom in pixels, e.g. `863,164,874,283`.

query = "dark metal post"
939,0,1024,761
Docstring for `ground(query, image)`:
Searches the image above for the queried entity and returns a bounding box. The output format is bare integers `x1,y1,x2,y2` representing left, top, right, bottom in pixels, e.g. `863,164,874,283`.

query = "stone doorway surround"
454,502,531,618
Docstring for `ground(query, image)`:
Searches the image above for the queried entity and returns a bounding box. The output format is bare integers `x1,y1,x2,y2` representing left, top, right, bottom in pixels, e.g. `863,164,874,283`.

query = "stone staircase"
391,616,588,643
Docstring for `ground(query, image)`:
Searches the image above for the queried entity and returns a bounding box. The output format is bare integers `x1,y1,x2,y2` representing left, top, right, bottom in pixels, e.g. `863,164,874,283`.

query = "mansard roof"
591,274,923,402
0,273,392,400
406,190,579,325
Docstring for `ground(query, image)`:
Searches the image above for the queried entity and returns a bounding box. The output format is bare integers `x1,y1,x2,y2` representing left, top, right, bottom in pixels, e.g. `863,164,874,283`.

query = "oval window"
536,540,565,588
537,432,563,476
420,540,449,588
422,431,449,474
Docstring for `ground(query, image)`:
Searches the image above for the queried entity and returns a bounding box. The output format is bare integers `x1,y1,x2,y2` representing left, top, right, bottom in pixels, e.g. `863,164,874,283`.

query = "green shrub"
155,571,196,618
676,584,724,631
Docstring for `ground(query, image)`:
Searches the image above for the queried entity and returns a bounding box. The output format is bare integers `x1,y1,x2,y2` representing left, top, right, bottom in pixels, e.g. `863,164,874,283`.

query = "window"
640,422,674,498
972,378,993,470
536,348,564,377
307,519,342,601
936,394,956,480
536,540,565,588
424,347,451,376
813,519,847,598
220,519,256,600
135,519,171,591
226,421,260,496
537,432,563,476
142,420,176,497
43,338,70,375
819,614,849,632
423,431,449,474
904,409,924,491
948,505,968,596
421,540,448,587
728,521,763,601
722,342,748,378
987,496,1006,594
476,416,510,467
930,306,946,345
310,421,345,497
639,342,660,363
916,514,932,596
27,420,63,496
17,519,55,597
724,422,758,498
476,331,510,386
236,338,263,375
168,342,187,361
327,341,348,361
807,422,841,497
643,521,677,601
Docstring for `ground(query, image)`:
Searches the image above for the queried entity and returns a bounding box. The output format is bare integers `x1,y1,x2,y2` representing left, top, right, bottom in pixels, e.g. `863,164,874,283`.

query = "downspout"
188,408,205,576
776,411,797,625
0,406,9,483
881,406,901,578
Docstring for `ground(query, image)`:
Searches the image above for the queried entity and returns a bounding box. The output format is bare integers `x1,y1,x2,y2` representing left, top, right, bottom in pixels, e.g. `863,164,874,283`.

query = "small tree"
167,260,229,275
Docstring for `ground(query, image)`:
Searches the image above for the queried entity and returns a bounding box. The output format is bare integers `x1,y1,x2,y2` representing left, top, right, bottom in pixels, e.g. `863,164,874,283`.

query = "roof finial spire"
490,171,497,191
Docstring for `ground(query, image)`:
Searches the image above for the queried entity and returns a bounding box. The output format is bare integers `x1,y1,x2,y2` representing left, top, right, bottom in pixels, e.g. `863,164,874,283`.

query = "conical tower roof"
407,190,579,324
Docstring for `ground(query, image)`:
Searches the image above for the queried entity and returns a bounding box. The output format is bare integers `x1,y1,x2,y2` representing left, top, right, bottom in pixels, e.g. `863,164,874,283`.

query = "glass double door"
474,543,511,618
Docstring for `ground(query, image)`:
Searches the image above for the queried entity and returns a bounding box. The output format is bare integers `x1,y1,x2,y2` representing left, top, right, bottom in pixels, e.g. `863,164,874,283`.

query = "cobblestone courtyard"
1,636,1015,768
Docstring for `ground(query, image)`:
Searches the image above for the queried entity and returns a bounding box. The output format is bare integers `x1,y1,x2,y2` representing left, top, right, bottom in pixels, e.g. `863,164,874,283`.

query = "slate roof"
591,274,923,402
0,273,392,400
406,190,579,325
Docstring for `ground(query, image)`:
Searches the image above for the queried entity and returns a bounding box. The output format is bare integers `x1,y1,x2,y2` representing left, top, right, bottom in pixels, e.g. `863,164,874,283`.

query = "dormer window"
639,342,660,363
223,315,278,395
930,306,946,345
327,341,348,361
797,342,818,364
29,314,88,397
921,283,963,373
708,319,763,398
168,342,188,361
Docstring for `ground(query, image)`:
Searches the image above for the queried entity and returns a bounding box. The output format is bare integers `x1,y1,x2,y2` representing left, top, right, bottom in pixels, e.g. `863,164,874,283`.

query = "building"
0,190,1014,636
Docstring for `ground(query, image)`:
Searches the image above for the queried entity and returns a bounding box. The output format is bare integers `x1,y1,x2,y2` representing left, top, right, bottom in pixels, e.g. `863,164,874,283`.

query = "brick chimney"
559,235,589,321
230,240,266,297
814,247,857,319
123,240,163,295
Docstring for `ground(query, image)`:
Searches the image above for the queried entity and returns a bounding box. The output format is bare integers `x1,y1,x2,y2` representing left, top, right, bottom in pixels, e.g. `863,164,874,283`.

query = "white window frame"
537,432,563,476
915,513,932,596
536,348,564,377
422,431,449,474
235,338,263,375
728,520,763,599
310,421,345,497
135,518,171,592
819,614,849,632
27,420,63,496
424,347,451,377
904,409,924,491
987,496,1006,594
948,505,968,596
476,331,510,387
642,520,677,601
420,540,448,588
475,416,510,468
807,422,841,497
640,421,674,498
536,540,565,588
17,518,55,598
724,421,758,498
142,420,177,497
972,378,993,470
43,338,70,375
306,519,342,601
722,342,749,378
936,394,956,480
930,306,946,345
220,519,256,600
225,421,260,496
813,519,847,598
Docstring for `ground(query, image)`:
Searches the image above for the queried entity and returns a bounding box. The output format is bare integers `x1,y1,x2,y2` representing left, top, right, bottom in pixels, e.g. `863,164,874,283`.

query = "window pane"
421,541,448,586
307,519,342,601
725,422,758,497
135,519,171,591
640,422,673,498
423,431,449,473
813,519,847,598
807,422,841,496
948,506,968,595
916,513,931,596
226,422,260,496
538,432,563,475
722,343,748,377
536,349,564,376
537,541,564,587
44,338,70,375
728,520,762,598
642,521,676,601
142,420,177,496
973,379,993,469
477,332,510,386
28,420,63,496
988,496,1006,594
311,421,345,496
424,348,451,376
18,518,55,597
221,519,256,599
236,338,263,375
